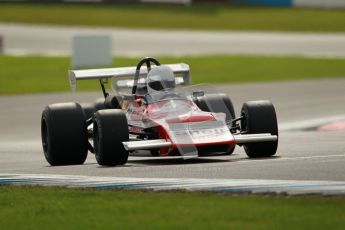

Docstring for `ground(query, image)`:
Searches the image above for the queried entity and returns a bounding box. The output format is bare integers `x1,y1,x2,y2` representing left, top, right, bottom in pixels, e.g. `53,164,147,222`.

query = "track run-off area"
1,23,345,58
1,79,345,195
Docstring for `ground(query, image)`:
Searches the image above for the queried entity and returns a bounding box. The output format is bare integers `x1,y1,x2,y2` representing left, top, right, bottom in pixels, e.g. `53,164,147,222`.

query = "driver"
144,66,178,103
147,66,176,93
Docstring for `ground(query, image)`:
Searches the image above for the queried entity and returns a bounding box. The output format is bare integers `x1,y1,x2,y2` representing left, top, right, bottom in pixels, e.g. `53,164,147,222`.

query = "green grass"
1,55,345,95
1,3,345,32
0,186,344,229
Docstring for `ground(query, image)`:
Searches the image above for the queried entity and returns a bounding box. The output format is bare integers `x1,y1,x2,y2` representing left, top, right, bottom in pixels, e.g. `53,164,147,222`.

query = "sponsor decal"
169,121,232,144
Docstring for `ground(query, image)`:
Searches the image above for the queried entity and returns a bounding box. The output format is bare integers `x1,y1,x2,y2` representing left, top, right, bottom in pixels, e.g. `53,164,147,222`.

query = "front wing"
123,119,277,152
123,134,277,151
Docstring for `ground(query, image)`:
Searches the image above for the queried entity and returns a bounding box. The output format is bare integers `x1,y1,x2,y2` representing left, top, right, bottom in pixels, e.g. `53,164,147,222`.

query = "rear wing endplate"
69,63,191,91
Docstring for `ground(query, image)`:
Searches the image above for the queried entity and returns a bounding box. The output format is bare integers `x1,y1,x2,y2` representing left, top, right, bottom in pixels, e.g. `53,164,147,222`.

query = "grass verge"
0,186,344,229
0,3,345,32
1,55,345,95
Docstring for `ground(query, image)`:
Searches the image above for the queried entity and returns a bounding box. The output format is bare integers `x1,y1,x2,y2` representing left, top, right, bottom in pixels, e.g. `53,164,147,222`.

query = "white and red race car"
41,57,278,166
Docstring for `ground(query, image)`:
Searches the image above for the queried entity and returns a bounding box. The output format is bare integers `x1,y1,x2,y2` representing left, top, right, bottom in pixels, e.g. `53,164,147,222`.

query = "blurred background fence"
235,0,345,7
0,0,345,8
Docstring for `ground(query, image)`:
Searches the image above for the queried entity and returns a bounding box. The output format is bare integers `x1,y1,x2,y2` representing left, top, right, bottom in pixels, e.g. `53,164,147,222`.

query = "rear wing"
68,63,191,91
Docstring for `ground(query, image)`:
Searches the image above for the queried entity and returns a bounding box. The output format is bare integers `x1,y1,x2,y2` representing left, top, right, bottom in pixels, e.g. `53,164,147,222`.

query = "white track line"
280,115,345,131
281,154,345,161
0,173,344,196
233,154,345,164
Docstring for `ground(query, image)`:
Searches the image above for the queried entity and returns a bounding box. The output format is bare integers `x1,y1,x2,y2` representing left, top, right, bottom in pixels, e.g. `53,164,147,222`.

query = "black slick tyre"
81,103,94,120
93,109,129,166
81,98,107,120
93,98,106,112
240,100,278,158
104,95,121,109
193,93,235,122
41,102,88,166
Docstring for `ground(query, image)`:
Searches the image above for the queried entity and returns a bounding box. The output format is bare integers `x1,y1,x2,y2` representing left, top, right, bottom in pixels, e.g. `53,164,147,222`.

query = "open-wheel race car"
41,57,278,166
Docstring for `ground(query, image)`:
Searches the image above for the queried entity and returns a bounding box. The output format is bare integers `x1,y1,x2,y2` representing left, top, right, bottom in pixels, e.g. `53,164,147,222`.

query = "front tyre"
241,100,278,158
93,110,129,166
41,102,88,166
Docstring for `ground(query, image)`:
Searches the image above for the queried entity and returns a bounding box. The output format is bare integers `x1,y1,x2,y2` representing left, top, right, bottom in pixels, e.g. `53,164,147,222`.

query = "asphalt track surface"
1,79,345,182
1,23,345,57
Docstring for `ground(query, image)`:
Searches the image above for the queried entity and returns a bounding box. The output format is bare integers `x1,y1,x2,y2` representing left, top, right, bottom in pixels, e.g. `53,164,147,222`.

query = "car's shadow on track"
127,155,281,166
128,157,228,166
43,155,280,168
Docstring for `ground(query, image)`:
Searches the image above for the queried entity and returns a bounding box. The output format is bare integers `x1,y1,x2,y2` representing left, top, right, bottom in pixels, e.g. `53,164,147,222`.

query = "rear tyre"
193,93,235,122
81,98,106,119
240,100,278,158
81,103,94,120
104,95,121,109
93,109,129,166
93,98,106,112
41,102,88,166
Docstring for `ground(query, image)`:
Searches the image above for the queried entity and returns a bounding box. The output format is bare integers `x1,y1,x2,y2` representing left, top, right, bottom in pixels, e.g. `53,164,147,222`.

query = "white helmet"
147,66,175,92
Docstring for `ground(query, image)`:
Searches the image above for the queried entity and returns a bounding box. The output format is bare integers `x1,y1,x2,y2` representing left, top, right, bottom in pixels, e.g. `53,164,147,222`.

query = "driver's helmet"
147,66,175,93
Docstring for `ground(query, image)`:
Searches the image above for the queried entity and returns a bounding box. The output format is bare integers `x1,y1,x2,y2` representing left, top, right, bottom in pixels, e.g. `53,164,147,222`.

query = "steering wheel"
132,57,161,94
